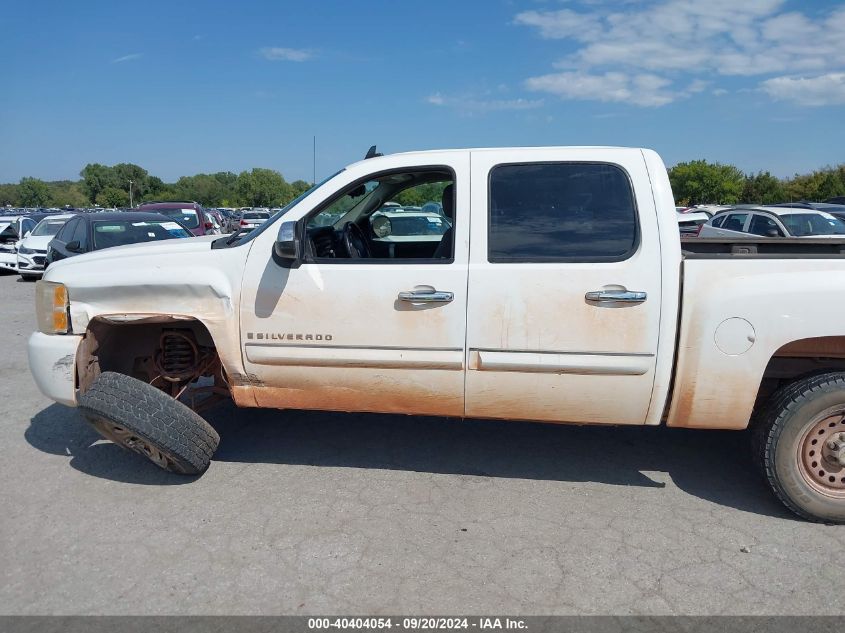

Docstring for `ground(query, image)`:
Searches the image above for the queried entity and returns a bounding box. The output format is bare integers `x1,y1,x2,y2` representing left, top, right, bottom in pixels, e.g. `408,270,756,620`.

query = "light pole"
128,180,134,208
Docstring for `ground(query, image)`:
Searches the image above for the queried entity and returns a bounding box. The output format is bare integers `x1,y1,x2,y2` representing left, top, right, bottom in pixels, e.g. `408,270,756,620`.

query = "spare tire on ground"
78,371,220,475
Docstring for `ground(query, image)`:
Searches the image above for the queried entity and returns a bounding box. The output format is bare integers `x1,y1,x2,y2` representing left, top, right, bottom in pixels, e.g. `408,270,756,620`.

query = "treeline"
0,162,313,209
669,161,845,206
2,159,844,209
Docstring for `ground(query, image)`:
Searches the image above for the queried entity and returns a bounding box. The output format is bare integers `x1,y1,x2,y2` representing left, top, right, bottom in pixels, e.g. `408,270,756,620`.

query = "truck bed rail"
682,237,845,258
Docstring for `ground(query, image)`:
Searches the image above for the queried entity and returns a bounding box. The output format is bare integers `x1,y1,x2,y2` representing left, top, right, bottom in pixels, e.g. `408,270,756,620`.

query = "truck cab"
27,146,845,523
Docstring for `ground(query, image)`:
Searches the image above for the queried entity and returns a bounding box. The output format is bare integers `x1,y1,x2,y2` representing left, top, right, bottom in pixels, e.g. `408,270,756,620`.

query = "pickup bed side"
668,254,845,429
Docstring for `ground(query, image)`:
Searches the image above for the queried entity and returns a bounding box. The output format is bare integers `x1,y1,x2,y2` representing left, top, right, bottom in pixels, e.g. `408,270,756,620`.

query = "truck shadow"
26,402,793,519
25,404,199,485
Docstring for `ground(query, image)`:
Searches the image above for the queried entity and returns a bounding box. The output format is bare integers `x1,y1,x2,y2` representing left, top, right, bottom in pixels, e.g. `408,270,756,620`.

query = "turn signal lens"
36,281,71,334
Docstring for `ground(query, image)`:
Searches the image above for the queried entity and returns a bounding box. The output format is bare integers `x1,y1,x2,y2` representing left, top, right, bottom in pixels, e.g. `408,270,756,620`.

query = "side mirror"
274,221,301,261
24,231,31,238
371,215,392,238
66,240,81,252
766,229,780,238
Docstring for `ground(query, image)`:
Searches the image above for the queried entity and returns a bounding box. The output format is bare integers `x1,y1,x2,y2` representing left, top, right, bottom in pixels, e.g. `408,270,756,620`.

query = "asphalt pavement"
1,271,843,615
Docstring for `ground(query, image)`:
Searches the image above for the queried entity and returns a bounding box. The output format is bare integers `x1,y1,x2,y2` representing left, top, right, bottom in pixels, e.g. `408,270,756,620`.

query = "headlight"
35,281,71,334
19,246,35,255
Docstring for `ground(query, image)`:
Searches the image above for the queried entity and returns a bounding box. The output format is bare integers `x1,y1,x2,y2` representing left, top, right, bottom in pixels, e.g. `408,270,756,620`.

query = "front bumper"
28,332,83,407
17,252,46,275
0,251,18,272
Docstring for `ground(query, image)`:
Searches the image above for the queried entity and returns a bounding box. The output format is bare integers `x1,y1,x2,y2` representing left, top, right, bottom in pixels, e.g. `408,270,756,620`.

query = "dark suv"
134,201,214,236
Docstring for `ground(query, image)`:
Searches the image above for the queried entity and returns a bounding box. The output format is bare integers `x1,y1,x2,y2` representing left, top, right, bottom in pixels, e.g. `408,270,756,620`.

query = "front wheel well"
76,316,230,410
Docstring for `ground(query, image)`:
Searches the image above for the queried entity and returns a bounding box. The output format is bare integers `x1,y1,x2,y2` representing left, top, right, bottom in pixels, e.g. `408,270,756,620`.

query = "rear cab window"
487,162,638,262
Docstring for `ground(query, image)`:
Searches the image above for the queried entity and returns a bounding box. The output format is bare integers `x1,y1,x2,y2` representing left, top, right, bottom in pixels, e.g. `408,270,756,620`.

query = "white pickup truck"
28,146,845,522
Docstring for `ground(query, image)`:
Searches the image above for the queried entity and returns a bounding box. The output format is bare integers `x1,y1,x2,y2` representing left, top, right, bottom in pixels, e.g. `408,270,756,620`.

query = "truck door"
465,148,662,425
238,152,469,417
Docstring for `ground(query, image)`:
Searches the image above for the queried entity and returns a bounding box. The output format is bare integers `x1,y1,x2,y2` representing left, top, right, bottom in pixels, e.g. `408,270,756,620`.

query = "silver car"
699,206,845,239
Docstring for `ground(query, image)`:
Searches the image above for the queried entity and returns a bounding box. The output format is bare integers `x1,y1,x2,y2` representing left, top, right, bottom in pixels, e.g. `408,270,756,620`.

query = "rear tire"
78,371,220,475
753,372,845,523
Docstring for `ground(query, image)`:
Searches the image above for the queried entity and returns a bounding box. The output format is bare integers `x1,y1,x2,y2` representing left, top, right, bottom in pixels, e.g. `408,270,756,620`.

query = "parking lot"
1,270,843,616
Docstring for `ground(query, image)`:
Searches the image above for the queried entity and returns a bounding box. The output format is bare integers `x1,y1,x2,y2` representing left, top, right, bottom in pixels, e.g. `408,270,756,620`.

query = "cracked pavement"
1,272,843,615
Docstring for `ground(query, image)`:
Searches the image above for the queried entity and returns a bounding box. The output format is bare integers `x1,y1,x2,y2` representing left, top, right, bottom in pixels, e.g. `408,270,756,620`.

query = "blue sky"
1,0,843,183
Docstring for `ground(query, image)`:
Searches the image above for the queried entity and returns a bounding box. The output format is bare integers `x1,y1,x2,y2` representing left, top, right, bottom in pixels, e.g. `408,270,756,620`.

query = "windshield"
32,217,71,237
223,169,345,248
780,213,845,236
152,208,199,229
93,220,192,249
243,212,270,220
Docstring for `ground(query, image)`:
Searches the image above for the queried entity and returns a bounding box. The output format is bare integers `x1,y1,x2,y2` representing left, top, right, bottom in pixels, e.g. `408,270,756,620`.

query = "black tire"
78,371,220,475
20,274,39,281
752,372,845,523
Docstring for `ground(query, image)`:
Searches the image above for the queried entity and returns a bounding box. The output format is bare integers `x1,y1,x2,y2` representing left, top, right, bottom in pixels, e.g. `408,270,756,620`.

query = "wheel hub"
799,413,845,496
89,417,175,471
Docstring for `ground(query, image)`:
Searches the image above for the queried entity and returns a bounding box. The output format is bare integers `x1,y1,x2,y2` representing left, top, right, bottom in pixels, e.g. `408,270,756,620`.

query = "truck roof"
348,146,651,170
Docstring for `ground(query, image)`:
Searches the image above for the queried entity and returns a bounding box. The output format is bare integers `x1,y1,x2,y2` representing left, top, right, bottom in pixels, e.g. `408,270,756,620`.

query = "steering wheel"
342,222,371,258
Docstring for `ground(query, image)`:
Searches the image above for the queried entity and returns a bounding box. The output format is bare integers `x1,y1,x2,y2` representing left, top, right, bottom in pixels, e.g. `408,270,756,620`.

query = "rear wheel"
753,373,845,523
78,371,220,475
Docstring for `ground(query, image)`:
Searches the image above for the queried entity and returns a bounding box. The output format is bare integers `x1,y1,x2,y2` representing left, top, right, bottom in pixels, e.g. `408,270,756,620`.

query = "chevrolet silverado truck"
28,146,845,522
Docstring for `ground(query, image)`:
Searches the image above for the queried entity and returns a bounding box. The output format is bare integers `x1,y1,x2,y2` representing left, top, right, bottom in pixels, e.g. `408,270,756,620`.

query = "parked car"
203,211,223,235
134,202,214,236
369,209,452,256
676,210,711,237
45,212,192,266
28,145,845,523
0,215,39,272
17,213,75,279
825,197,845,205
238,210,270,230
216,208,238,232
700,206,845,238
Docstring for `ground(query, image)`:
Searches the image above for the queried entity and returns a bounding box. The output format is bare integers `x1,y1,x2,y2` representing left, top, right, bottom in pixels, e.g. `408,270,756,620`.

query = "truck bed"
682,237,845,257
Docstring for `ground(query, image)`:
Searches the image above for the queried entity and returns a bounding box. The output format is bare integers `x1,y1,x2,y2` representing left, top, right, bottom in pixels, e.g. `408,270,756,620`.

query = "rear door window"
71,218,89,249
56,218,78,243
748,214,783,236
488,163,638,262
721,213,748,233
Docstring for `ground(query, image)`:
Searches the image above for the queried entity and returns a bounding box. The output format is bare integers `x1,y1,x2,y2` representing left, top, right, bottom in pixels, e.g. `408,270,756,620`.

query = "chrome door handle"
398,286,454,303
585,290,647,303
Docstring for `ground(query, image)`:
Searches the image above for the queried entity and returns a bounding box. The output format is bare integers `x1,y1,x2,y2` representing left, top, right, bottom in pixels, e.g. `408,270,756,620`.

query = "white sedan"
0,216,39,272
17,214,75,279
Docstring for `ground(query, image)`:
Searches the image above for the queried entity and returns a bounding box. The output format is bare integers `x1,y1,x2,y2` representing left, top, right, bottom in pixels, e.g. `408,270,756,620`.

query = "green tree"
48,181,88,208
112,163,150,203
668,160,745,206
289,179,313,199
0,183,19,206
394,182,448,207
18,177,51,207
173,173,234,206
236,168,291,207
96,186,129,208
741,171,786,205
80,163,117,204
